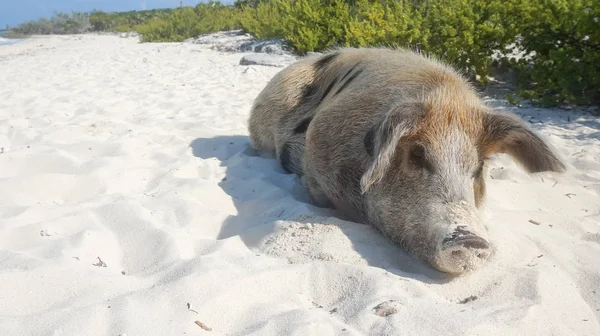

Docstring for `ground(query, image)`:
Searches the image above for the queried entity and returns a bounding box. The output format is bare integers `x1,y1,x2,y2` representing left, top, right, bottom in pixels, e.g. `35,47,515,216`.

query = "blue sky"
1,0,234,28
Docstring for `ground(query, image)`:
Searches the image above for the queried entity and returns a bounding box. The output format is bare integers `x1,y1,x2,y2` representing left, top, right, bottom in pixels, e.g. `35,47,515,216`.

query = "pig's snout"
434,225,492,274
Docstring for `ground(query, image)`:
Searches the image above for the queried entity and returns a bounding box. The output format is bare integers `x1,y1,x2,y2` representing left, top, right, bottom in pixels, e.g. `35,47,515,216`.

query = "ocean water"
0,36,22,46
0,29,22,46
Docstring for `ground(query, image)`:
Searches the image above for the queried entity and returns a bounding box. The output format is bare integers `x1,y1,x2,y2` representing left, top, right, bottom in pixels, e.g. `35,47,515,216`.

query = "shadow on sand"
190,135,453,284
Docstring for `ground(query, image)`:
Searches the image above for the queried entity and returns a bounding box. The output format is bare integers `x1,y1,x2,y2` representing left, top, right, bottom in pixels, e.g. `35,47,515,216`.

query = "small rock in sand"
373,300,401,317
239,54,297,68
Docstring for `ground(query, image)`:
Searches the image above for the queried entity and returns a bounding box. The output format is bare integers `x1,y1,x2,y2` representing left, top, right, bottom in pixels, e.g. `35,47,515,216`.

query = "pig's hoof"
435,234,491,274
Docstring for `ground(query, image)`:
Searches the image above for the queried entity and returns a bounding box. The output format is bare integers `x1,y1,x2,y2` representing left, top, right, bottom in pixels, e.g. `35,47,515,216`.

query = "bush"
236,0,599,106
417,0,522,83
238,0,286,40
275,0,352,53
194,2,242,34
11,9,174,35
342,0,422,49
12,11,91,35
136,2,242,42
8,0,599,107
240,0,420,54
239,0,515,82
506,0,600,106
89,9,174,32
136,7,200,42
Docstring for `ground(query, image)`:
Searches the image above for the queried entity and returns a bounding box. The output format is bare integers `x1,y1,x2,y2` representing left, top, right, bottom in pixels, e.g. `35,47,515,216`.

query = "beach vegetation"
507,0,600,106
7,0,599,107
11,11,91,35
135,2,242,42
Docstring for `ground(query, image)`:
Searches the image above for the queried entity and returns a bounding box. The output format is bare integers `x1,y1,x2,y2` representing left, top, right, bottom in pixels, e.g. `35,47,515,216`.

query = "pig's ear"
482,111,566,173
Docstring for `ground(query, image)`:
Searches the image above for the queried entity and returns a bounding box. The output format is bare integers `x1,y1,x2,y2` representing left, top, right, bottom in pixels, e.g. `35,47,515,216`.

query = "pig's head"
360,93,565,274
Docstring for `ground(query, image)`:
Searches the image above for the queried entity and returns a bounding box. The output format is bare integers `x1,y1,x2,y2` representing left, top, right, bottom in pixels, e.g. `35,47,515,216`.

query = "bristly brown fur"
247,46,566,274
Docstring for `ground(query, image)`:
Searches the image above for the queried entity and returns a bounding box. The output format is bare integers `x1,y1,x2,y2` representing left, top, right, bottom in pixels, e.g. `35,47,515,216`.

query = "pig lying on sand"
247,47,565,274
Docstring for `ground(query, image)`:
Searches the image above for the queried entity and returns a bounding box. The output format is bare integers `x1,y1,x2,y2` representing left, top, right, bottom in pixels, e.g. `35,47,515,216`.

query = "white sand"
0,34,599,336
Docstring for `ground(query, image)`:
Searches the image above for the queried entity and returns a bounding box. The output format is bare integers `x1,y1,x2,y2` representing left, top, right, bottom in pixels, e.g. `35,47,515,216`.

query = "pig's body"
248,47,565,274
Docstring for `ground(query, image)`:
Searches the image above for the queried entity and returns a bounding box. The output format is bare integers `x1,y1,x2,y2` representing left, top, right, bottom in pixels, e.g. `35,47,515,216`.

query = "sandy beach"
0,34,599,336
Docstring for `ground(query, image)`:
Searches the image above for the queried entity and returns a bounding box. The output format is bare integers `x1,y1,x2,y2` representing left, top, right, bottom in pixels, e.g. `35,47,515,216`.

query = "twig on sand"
144,188,161,197
187,303,199,314
194,321,212,331
553,181,558,187
565,193,576,198
458,295,478,304
525,254,544,267
93,257,107,267
571,149,585,156
529,219,541,225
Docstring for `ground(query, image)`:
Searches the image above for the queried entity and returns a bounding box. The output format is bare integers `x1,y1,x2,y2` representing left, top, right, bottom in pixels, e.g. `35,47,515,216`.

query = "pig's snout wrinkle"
434,227,492,274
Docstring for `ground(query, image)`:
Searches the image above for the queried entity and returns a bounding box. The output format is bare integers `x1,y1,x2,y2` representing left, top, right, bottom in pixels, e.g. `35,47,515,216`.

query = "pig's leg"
301,175,332,208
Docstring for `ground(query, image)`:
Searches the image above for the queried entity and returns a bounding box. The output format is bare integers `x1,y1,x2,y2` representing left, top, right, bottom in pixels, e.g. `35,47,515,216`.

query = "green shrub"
136,3,242,42
136,7,199,42
194,2,242,34
111,24,135,32
89,11,112,31
239,0,421,54
276,0,352,53
507,0,600,106
417,0,521,83
238,0,286,39
89,9,174,32
238,0,599,106
12,11,91,35
8,0,599,107
342,0,422,49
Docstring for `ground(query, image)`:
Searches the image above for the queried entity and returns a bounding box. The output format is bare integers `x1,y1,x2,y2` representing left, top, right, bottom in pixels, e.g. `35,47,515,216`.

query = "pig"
247,47,566,274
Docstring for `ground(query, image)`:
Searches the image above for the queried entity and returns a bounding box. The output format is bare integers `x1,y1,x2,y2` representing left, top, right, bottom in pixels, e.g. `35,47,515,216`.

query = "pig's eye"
473,162,484,179
409,144,431,171
364,127,375,156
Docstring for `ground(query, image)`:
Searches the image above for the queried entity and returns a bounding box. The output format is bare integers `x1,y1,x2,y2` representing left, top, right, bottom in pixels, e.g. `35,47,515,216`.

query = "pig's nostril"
436,232,491,273
453,236,490,250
